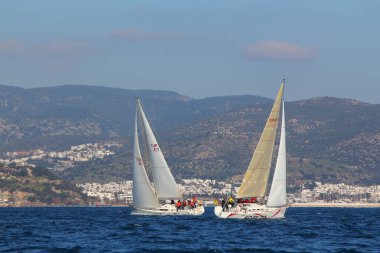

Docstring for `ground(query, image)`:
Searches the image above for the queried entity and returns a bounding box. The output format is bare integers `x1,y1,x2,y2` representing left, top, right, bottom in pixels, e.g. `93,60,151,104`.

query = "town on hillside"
76,179,380,207
0,142,122,169
1,142,379,207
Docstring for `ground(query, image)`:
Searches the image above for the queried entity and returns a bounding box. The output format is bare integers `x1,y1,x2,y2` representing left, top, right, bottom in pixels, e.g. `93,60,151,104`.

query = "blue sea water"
0,207,379,252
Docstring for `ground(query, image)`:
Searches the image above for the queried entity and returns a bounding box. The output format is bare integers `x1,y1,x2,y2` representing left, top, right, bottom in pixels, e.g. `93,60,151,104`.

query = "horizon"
0,82,377,104
1,1,379,104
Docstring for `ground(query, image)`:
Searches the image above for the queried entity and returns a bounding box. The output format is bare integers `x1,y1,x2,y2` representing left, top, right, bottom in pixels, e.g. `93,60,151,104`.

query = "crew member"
221,198,227,211
176,200,181,212
228,196,234,209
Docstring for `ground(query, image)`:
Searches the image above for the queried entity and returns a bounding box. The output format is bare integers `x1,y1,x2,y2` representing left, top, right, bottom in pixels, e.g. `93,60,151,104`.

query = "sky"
0,0,379,103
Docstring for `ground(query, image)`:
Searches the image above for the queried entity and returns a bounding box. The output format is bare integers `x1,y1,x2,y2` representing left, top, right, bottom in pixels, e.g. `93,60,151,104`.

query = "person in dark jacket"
221,198,227,211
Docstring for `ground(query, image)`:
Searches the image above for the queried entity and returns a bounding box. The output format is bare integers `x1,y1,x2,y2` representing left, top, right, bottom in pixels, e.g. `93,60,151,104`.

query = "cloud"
32,41,92,73
0,40,24,57
38,41,91,60
0,39,91,60
3,39,92,73
110,29,183,41
243,40,317,61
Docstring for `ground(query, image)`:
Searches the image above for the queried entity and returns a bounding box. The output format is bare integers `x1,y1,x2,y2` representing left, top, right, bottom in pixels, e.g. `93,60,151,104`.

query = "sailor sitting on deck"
189,201,194,209
192,196,197,207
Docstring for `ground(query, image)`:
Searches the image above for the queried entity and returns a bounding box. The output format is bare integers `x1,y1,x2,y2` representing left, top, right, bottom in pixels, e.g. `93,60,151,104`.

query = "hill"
59,96,380,186
0,164,93,206
0,84,379,186
0,84,269,152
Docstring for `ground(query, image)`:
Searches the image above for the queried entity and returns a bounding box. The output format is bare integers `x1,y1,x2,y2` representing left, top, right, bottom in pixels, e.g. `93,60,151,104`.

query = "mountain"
162,97,380,185
59,95,379,185
0,84,270,152
0,84,379,186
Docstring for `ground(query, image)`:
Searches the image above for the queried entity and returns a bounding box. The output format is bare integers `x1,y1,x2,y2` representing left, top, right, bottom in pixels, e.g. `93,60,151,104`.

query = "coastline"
2,203,380,208
290,202,380,208
0,203,130,208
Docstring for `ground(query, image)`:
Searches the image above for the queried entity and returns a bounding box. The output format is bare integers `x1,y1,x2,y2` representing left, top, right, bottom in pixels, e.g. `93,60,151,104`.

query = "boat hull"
132,204,205,215
214,203,286,219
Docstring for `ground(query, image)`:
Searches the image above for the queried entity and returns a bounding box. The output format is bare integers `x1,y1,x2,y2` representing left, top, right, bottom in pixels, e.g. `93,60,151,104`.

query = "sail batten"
237,83,284,199
137,99,181,200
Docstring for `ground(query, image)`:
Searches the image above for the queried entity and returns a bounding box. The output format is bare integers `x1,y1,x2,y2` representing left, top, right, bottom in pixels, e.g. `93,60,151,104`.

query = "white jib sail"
267,99,287,207
133,107,160,209
137,100,181,200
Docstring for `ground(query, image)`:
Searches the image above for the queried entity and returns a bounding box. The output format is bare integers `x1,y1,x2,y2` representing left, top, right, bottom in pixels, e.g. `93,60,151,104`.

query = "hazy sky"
1,1,379,103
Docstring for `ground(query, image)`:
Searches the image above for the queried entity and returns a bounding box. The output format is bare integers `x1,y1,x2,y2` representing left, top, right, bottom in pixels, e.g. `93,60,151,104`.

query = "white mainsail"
132,107,160,209
136,99,181,200
267,99,287,207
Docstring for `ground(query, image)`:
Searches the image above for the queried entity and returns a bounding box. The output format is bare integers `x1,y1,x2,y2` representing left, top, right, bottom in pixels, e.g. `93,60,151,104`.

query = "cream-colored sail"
237,83,284,198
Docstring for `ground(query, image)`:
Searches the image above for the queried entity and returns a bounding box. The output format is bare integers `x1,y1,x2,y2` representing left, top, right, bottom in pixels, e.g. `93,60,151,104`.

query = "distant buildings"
76,179,380,204
78,181,133,204
0,142,121,169
2,142,380,205
289,182,380,204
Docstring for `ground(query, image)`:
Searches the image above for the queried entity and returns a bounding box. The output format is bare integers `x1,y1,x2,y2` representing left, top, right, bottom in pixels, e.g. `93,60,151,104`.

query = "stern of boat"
190,205,205,215
214,206,223,217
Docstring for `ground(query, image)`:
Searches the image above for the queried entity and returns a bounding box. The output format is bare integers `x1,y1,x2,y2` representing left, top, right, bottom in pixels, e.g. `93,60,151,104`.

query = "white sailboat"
132,98,205,215
214,80,287,219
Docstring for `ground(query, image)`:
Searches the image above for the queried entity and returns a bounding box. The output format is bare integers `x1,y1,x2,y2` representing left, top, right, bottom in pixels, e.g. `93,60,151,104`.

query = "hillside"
0,84,379,186
0,84,269,152
0,164,92,206
164,97,380,185
59,96,380,185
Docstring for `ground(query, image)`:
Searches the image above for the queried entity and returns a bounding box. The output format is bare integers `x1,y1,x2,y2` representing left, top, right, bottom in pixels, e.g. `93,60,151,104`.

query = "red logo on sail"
151,143,159,151
136,157,142,165
269,117,277,123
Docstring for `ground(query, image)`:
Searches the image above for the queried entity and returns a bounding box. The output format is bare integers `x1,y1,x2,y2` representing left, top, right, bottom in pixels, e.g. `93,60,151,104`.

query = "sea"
0,207,379,252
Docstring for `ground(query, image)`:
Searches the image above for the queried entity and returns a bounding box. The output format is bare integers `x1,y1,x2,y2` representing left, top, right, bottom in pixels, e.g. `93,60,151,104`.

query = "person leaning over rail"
228,196,235,209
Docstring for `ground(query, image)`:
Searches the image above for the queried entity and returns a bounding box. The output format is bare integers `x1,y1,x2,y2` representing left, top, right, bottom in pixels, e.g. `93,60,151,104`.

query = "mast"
237,81,284,199
132,99,160,209
136,99,181,200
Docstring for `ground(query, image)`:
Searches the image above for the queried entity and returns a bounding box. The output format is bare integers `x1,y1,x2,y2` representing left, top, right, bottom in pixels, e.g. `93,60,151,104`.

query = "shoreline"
290,202,380,208
2,203,380,208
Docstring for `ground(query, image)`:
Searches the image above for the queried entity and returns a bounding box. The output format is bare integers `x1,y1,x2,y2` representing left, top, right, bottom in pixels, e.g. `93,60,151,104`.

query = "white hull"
132,204,205,216
214,203,286,219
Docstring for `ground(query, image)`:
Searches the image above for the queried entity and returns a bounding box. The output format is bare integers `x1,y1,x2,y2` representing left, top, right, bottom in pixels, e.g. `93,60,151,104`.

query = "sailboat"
214,80,287,219
132,98,205,215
